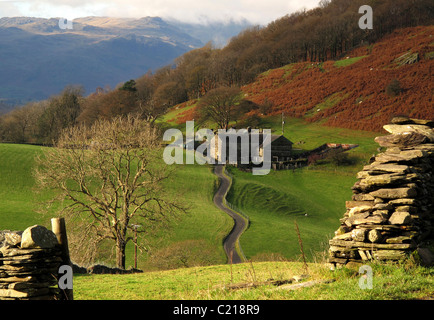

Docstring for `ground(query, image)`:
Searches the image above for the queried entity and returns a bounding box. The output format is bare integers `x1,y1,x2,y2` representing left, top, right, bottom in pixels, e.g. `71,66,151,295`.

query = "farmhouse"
169,121,357,171
260,134,294,162
211,128,293,167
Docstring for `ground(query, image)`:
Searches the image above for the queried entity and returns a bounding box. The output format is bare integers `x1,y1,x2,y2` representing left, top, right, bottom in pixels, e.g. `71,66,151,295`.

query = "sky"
0,0,320,25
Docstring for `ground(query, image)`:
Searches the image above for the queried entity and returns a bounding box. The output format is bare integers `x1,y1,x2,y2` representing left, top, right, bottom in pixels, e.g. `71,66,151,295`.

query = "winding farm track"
213,165,246,264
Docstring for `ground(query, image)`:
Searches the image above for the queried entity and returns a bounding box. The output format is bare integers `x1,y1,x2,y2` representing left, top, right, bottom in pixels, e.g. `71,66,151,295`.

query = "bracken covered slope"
241,26,434,132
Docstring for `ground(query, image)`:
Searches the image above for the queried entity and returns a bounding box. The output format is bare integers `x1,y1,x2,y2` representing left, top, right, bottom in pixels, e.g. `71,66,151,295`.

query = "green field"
226,167,354,262
1,117,432,300
0,116,380,269
263,115,379,159
73,260,434,300
139,159,233,270
222,116,379,261
0,143,53,230
0,144,233,270
334,55,367,68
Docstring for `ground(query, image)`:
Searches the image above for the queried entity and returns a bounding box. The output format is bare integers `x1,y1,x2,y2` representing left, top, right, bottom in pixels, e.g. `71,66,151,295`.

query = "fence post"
51,217,74,300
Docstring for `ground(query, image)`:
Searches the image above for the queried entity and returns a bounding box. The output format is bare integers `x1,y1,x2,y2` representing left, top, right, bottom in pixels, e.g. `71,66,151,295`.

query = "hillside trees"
78,79,154,125
0,86,82,144
134,68,187,123
119,79,137,92
174,43,216,99
77,71,187,128
0,85,83,144
224,0,431,69
0,102,44,143
1,0,432,141
135,73,162,123
34,115,185,269
37,86,84,144
211,50,239,87
100,88,138,119
76,88,108,126
196,86,245,129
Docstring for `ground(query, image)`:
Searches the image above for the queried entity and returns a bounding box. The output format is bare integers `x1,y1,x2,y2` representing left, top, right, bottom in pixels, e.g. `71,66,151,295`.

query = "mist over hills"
0,16,250,108
169,18,251,48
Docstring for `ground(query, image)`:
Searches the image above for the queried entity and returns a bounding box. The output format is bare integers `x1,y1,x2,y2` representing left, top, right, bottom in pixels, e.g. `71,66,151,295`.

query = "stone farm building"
207,129,294,169
187,128,357,170
263,134,294,162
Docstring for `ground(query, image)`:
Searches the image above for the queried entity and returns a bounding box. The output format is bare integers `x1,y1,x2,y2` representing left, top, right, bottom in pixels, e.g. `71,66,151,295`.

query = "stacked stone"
329,117,434,268
0,225,62,300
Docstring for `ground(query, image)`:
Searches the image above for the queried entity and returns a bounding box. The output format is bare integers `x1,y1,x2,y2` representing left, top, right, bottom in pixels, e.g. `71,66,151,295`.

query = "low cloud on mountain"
1,0,319,25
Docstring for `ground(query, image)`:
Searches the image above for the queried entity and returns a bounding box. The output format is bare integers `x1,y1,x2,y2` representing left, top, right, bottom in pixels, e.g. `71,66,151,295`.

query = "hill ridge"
0,16,249,106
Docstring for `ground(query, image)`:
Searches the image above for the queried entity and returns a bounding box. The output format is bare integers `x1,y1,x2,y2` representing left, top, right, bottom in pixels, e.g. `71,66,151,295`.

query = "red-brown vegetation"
174,105,199,125
241,26,434,132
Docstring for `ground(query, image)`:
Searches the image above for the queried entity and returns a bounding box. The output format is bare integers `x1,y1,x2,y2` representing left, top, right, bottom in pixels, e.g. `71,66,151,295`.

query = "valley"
0,16,248,106
0,0,432,302
0,115,379,270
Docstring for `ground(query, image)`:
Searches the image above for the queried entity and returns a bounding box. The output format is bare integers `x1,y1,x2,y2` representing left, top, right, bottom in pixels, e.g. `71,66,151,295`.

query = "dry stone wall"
0,225,63,300
329,117,434,268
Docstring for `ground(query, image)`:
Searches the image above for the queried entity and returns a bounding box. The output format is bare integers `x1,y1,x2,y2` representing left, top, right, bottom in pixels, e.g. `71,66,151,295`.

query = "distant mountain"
169,18,253,48
0,16,250,106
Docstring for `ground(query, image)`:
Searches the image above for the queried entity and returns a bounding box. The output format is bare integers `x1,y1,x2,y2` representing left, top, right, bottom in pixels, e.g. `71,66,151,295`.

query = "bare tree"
37,85,84,144
197,86,242,129
34,115,184,269
0,102,45,143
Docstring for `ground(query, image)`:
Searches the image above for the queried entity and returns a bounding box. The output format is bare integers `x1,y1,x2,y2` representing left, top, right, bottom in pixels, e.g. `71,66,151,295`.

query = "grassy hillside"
0,113,380,269
226,167,354,262
260,116,379,158
74,260,434,300
0,144,233,270
242,26,434,132
138,159,233,270
0,143,53,230
0,121,432,300
223,116,379,261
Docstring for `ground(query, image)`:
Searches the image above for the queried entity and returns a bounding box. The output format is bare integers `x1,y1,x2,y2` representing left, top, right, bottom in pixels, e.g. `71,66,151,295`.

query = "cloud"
1,0,320,25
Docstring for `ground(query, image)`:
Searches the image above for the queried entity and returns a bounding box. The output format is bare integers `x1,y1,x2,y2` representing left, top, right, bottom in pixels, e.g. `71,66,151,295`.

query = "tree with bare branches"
197,86,243,129
34,115,184,269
